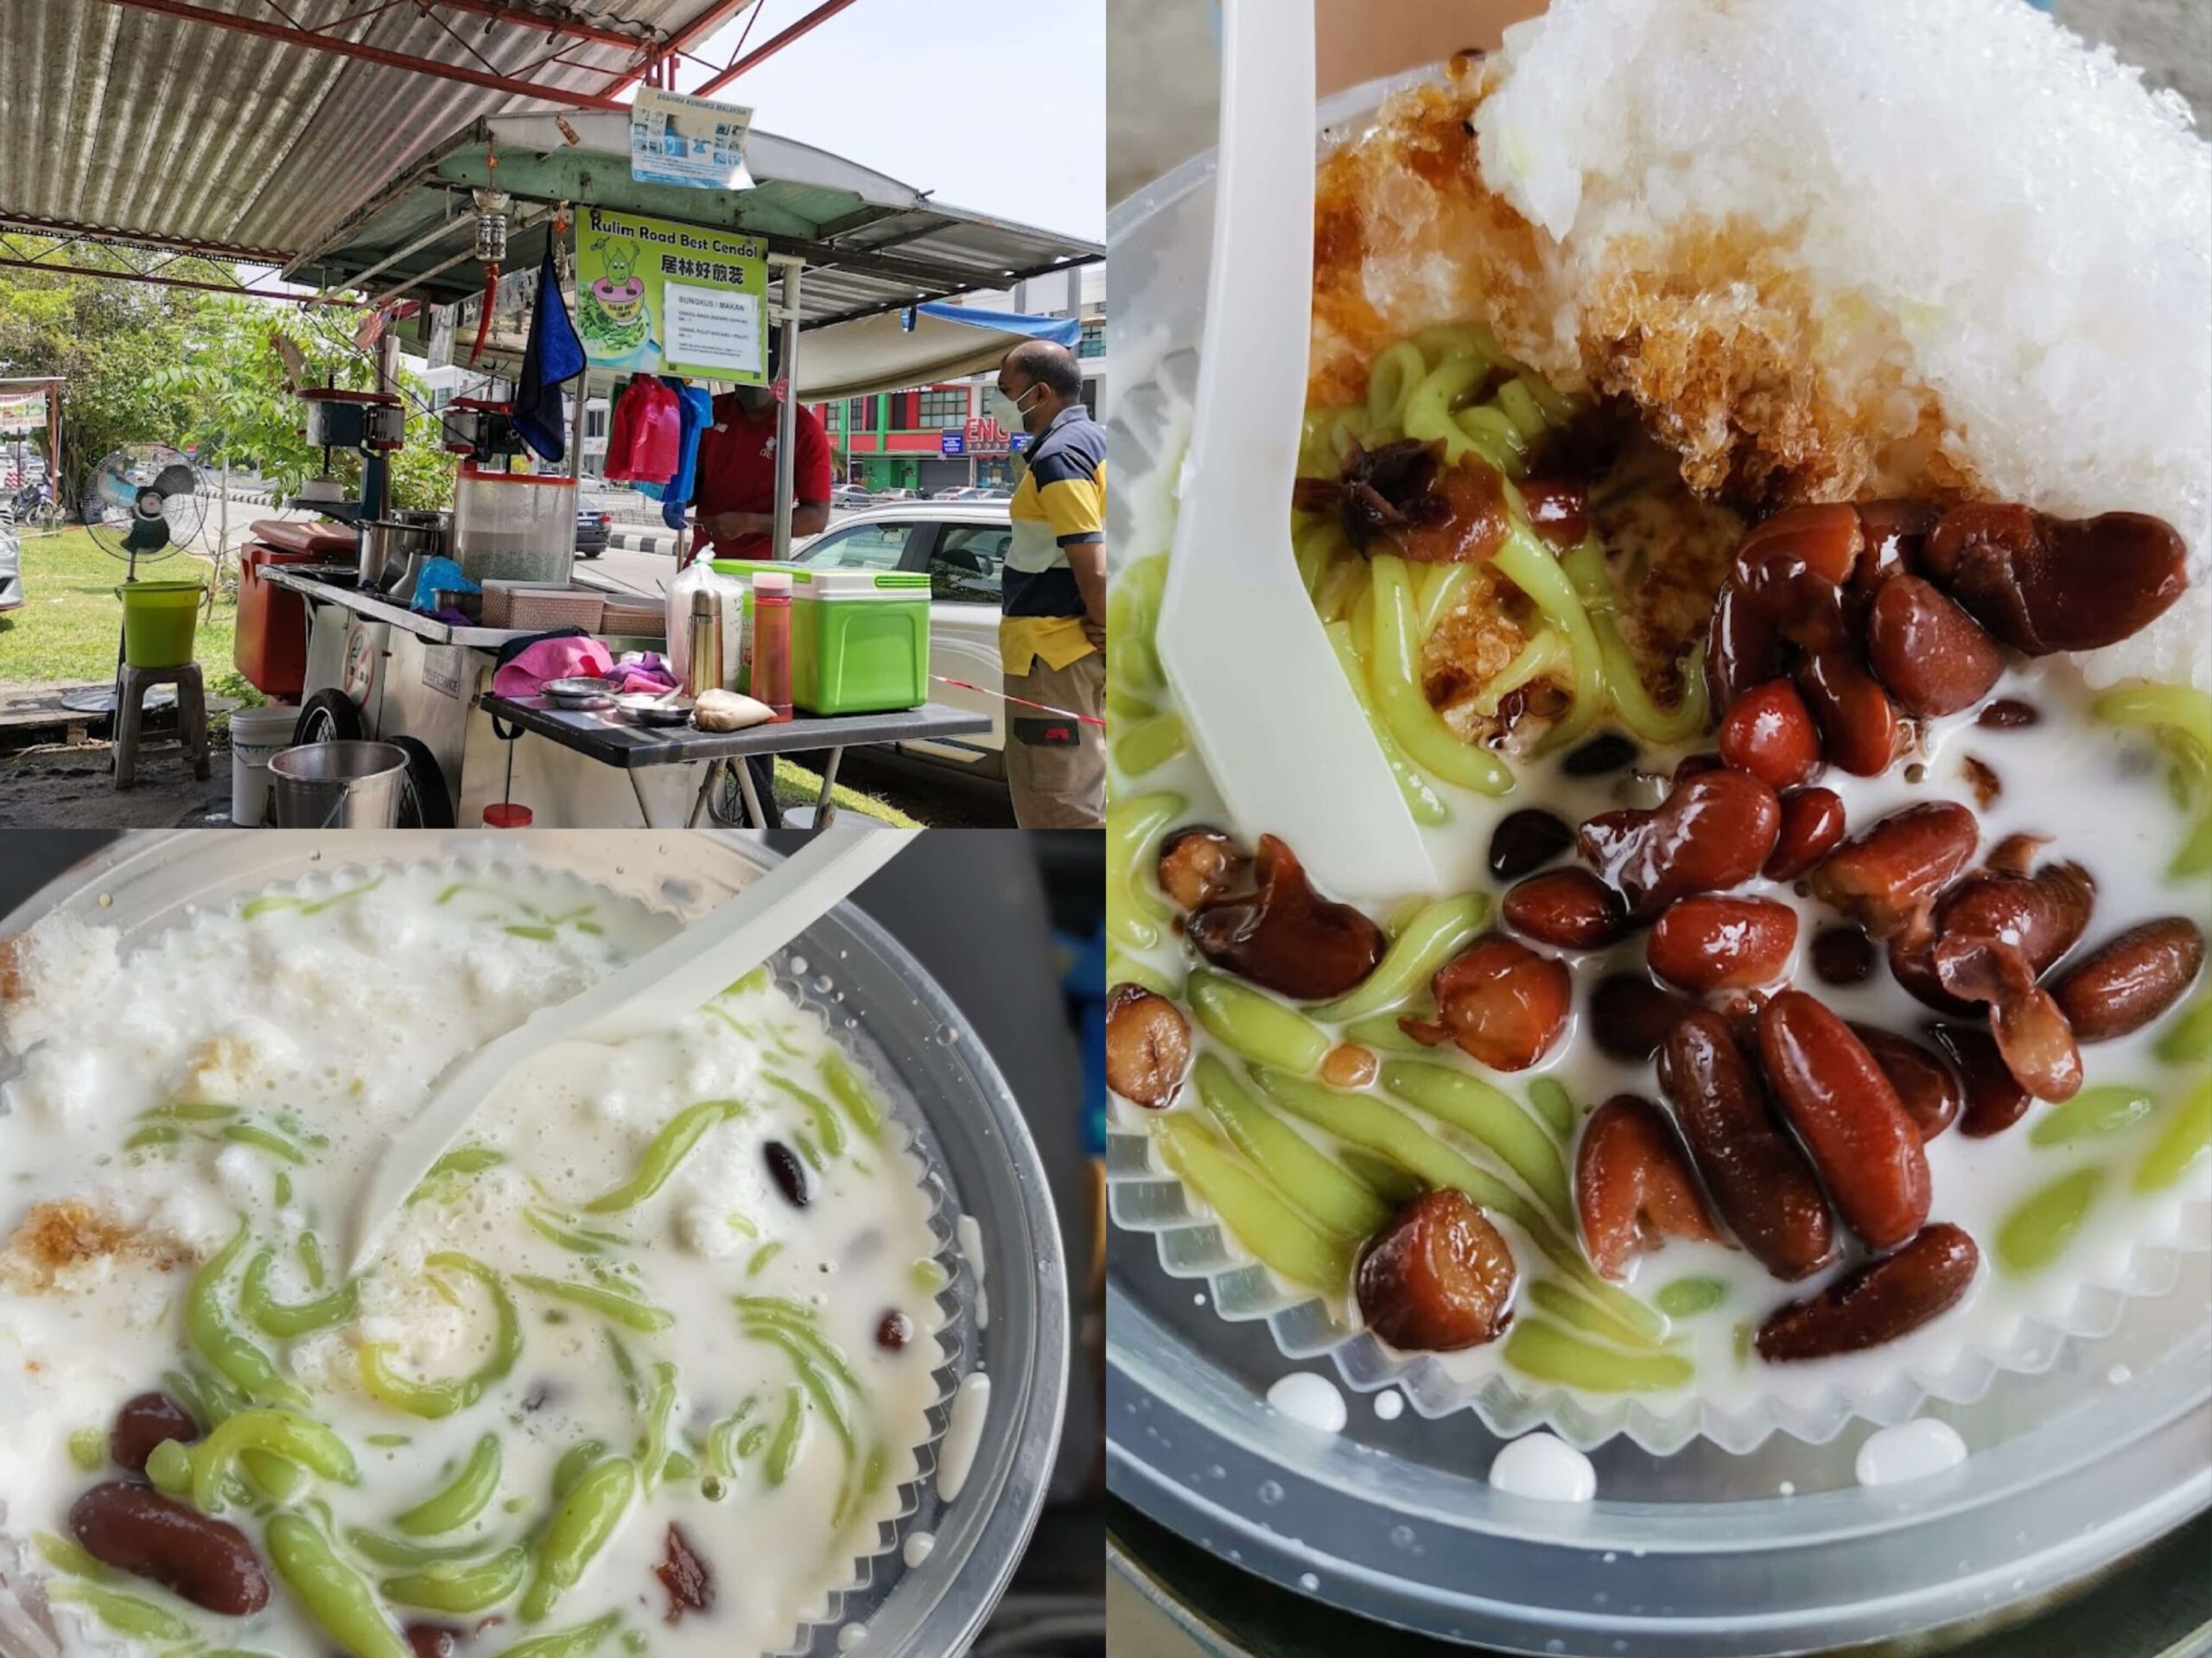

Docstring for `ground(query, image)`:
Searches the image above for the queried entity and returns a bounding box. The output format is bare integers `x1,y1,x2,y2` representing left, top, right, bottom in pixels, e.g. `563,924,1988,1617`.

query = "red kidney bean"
877,1311,913,1351
1588,973,1695,1064
1156,826,1245,912
1719,678,1824,791
1756,992,1932,1250
1402,936,1573,1072
1105,984,1191,1110
1850,1024,1963,1140
1924,864,2099,1100
1982,833,2049,879
1706,538,1853,709
110,1391,200,1476
1766,787,1848,881
1923,505,2189,654
1932,861,2096,974
1810,924,1877,987
1855,499,1943,583
1658,1009,1836,1280
1810,803,1980,943
1580,770,1781,919
1864,572,2009,717
1488,807,1576,881
765,1140,810,1208
1561,733,1640,777
1924,1021,2033,1137
406,1625,465,1658
1502,867,1630,951
1960,755,2002,810
1756,1223,1980,1362
1575,1095,1724,1280
1648,896,1799,994
1520,478,1592,549
70,1482,270,1616
1356,1189,1516,1351
1976,698,2040,730
2050,918,2208,1042
1188,835,1387,1001
1889,934,1980,1016
1795,644,1904,777
1740,503,1866,586
655,1522,715,1623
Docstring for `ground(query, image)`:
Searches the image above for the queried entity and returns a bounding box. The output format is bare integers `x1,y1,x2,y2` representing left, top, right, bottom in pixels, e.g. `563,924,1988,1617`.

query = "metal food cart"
0,0,1099,825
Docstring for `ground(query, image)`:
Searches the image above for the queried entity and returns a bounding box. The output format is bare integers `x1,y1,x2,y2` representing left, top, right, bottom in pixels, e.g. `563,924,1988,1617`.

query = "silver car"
791,501,1014,784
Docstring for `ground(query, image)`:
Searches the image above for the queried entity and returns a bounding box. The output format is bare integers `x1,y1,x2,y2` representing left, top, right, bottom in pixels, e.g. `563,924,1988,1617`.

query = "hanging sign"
575,206,770,384
630,87,756,191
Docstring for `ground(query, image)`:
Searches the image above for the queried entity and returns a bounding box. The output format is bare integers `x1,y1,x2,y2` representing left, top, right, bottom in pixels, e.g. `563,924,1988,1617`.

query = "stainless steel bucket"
264,740,409,827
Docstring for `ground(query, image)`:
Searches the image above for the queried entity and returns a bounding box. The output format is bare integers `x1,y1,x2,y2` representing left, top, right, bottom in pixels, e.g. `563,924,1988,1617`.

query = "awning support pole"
690,0,861,98
772,260,802,562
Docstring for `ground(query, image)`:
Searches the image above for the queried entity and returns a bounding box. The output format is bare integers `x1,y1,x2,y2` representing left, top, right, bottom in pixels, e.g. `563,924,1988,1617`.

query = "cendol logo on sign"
574,207,769,384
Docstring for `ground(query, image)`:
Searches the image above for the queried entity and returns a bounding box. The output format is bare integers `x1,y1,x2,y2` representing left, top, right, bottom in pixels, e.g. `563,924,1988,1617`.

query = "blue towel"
662,381,715,530
512,241,586,462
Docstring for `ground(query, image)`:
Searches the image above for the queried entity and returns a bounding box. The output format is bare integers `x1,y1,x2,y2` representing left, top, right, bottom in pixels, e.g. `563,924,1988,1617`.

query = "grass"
0,526,261,710
0,528,918,826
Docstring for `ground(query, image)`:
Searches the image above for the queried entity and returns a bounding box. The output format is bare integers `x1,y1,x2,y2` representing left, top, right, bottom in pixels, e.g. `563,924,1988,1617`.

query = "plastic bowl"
1102,69,2212,1656
0,830,1068,1658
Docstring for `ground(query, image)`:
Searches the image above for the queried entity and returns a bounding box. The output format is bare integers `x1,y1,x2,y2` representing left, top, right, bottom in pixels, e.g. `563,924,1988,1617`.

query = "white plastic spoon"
1152,0,1439,902
345,821,908,1273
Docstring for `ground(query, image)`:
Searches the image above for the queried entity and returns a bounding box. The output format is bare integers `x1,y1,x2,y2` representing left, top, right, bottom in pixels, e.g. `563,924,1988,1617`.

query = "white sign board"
630,87,757,191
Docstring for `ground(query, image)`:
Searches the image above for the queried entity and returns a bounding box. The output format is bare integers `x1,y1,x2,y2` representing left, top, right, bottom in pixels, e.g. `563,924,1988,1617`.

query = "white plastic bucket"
228,703,300,826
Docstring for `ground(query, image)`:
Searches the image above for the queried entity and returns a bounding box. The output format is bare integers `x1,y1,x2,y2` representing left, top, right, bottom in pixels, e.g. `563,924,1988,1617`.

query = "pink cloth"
605,654,677,696
493,635,614,698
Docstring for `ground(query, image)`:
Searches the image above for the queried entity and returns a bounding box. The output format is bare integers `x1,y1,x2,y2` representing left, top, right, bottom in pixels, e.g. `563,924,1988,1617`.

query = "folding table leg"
814,746,845,827
685,759,721,829
733,756,768,829
628,768,661,829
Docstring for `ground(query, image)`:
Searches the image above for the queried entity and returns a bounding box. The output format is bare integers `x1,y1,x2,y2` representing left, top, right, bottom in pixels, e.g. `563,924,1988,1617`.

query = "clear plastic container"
0,831,1069,1658
1102,68,2212,1656
451,463,575,587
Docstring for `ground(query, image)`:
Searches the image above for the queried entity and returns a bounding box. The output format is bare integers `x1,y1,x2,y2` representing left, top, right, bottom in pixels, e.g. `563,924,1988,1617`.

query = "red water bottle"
752,570,793,723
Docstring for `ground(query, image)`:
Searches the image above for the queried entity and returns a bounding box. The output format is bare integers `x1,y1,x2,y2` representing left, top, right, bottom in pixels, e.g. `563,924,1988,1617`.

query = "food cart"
238,111,1098,824
2,0,1098,825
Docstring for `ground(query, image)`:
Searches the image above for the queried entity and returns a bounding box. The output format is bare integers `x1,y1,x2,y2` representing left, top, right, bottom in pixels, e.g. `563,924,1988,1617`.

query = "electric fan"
57,444,210,715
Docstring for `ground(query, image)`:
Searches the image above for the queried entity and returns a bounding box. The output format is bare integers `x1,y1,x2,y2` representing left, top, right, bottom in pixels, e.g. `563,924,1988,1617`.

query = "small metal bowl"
613,692,696,727
541,677,616,710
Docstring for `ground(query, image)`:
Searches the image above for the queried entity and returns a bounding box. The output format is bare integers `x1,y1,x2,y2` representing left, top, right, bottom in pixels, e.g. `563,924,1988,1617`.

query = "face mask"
1002,383,1045,432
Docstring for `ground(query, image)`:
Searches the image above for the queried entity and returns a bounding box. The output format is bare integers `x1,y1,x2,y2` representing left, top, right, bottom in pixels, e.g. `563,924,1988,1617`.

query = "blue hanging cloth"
512,238,587,462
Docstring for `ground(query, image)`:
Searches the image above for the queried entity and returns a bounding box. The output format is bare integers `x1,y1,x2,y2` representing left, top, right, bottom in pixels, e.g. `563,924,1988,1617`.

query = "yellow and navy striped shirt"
1002,403,1107,675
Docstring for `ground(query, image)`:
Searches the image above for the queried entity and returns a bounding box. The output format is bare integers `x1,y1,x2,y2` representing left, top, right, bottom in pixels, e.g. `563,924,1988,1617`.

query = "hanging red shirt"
690,393,834,562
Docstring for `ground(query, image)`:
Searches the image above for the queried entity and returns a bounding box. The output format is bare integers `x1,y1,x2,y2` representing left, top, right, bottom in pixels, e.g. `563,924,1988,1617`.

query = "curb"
608,527,679,554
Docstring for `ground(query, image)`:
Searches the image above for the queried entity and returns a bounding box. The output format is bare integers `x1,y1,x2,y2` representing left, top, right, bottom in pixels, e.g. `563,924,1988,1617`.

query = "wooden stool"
113,661,210,790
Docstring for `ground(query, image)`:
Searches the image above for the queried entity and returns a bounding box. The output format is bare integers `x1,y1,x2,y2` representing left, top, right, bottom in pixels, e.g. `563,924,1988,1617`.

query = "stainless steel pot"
357,516,445,591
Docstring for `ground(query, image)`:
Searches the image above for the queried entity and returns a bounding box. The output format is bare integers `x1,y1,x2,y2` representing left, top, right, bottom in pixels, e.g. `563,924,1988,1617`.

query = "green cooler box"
709,562,931,715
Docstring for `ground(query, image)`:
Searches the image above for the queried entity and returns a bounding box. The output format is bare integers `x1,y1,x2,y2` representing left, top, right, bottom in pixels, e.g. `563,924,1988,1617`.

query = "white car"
791,501,1015,784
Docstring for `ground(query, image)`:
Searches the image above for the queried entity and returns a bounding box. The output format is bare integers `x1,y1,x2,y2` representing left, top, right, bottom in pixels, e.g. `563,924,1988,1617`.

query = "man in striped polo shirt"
995,340,1108,829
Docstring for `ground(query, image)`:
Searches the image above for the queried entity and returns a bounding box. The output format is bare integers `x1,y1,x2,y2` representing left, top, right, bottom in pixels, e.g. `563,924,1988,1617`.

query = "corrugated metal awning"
0,0,754,260
290,111,1103,328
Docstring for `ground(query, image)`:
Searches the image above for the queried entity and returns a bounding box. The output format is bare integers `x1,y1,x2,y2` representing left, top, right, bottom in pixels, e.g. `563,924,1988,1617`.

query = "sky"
676,0,1105,242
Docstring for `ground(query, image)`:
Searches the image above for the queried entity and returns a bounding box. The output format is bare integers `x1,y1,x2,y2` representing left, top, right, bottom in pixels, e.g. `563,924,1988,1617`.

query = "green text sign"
574,206,768,384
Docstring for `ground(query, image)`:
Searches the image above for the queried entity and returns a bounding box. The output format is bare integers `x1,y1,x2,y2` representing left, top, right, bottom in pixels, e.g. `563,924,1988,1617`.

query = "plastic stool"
113,661,211,790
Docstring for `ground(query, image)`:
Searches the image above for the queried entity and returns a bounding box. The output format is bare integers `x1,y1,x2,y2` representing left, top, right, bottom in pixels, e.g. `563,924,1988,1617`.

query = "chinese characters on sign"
573,206,769,383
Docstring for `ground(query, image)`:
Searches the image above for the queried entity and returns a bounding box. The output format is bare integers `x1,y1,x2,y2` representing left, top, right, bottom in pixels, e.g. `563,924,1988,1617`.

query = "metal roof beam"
0,252,350,306
603,0,757,92
0,213,294,267
86,0,632,110
690,0,859,97
418,0,659,51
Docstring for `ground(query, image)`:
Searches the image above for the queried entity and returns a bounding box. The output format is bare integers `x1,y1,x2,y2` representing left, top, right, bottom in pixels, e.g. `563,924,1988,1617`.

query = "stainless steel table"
476,692,992,827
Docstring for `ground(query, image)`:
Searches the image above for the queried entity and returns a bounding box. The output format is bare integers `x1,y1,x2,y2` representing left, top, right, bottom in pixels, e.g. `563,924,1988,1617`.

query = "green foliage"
1,247,455,518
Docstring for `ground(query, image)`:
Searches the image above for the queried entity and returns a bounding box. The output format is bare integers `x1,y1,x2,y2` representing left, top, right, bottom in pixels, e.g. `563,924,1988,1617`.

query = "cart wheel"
291,689,362,746
391,735,454,829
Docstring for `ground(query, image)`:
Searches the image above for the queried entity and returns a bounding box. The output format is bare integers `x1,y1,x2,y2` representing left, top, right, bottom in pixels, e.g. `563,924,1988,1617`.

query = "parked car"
575,505,613,557
791,501,1016,786
830,484,874,511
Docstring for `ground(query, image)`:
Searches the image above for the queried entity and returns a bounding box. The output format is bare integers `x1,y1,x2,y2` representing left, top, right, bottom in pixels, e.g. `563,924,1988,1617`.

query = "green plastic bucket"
117,580,204,669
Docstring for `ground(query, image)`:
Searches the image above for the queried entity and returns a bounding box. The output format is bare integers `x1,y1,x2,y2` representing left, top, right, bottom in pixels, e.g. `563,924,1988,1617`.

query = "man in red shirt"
687,352,834,565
